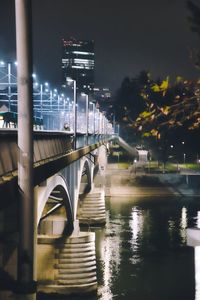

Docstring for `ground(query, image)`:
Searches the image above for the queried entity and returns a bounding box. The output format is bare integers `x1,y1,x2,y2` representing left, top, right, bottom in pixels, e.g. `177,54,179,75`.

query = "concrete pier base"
79,188,106,225
37,231,97,295
187,228,200,247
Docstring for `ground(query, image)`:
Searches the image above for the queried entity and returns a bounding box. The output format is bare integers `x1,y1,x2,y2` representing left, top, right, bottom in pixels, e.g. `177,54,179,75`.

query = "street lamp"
81,93,89,143
66,77,77,149
90,101,95,135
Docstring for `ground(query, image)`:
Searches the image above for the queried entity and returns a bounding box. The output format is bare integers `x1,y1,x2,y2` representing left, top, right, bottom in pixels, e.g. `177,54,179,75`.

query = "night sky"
0,0,200,93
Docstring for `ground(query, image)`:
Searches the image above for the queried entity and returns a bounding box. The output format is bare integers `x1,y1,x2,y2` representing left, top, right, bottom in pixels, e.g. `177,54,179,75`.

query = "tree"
187,0,200,69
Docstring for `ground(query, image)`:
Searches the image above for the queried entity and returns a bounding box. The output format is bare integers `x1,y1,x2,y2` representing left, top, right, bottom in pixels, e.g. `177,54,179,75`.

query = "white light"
71,65,84,69
32,73,36,78
72,51,94,55
66,77,74,82
44,82,49,86
14,61,18,66
0,61,5,66
54,88,57,92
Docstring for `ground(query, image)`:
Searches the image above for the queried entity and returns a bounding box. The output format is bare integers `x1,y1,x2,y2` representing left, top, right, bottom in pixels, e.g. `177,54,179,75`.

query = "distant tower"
62,38,95,94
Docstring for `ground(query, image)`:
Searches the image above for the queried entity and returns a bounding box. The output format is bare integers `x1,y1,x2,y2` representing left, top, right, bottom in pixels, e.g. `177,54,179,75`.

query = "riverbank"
105,163,177,197
104,163,200,198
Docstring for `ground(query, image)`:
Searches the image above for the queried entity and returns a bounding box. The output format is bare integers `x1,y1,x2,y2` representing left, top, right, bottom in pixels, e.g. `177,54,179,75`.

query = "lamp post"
67,78,77,149
81,93,89,144
15,0,36,299
40,84,43,119
90,101,95,135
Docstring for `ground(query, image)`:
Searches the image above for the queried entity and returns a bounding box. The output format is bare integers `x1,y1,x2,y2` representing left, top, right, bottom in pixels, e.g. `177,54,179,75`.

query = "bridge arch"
36,173,73,234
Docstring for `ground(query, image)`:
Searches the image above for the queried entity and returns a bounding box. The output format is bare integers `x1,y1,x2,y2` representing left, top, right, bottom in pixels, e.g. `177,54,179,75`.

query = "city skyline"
0,0,199,93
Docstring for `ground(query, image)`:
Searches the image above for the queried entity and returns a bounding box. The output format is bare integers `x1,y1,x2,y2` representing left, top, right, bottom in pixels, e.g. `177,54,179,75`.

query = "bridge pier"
37,221,97,296
79,188,106,225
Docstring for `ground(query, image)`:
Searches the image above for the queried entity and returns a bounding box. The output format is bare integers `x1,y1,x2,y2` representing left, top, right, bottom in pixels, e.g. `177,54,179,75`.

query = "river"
40,165,200,300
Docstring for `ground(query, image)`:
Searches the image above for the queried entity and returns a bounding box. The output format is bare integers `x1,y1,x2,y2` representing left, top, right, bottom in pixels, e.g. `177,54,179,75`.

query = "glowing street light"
66,77,77,149
81,92,89,142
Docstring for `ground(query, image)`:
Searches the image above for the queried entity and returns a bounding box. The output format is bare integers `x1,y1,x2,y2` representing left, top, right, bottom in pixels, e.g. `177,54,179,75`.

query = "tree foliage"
187,0,200,69
114,72,200,139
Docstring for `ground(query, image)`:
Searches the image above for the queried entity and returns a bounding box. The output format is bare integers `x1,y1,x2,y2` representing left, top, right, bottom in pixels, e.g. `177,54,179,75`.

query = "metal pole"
50,90,53,111
8,62,11,112
93,103,95,135
40,84,43,119
15,0,36,299
85,94,89,140
98,110,100,134
73,80,77,149
113,113,116,134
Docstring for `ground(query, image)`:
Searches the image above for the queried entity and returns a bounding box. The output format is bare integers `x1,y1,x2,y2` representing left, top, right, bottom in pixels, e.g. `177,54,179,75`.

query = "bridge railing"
0,130,111,180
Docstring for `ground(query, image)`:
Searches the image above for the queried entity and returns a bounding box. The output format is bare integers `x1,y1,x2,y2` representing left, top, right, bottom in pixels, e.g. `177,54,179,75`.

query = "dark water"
40,195,200,300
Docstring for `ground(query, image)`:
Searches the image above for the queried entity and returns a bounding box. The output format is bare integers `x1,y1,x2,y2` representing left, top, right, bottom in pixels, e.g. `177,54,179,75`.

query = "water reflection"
39,196,199,300
180,206,187,242
195,247,200,300
98,212,121,300
129,207,143,256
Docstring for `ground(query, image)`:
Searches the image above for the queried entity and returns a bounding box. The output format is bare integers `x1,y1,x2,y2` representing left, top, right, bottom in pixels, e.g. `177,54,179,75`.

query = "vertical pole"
69,103,71,130
93,103,95,135
85,94,89,144
40,84,43,119
98,110,100,135
8,62,11,112
50,90,53,112
15,0,36,299
73,80,77,149
113,113,116,134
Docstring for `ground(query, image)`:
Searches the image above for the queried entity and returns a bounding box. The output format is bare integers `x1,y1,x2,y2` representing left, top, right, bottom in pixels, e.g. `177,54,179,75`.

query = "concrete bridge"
0,130,113,298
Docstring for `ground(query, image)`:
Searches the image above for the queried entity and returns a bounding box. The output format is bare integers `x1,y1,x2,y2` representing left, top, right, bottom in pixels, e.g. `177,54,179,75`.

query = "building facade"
62,38,95,94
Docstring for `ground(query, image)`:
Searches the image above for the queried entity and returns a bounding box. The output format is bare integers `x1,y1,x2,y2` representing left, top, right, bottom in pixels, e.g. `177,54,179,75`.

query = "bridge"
0,128,117,299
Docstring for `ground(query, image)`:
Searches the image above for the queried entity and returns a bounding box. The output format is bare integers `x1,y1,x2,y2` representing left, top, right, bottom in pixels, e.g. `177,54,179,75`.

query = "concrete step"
55,260,96,269
57,271,96,280
58,265,96,274
84,193,102,198
81,207,105,213
81,198,104,203
56,250,95,259
80,212,106,217
38,231,97,296
58,255,96,264
58,244,94,253
38,282,97,295
57,276,97,285
81,203,105,208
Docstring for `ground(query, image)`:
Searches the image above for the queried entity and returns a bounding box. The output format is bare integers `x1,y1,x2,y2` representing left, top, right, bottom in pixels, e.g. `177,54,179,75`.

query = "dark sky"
0,0,199,93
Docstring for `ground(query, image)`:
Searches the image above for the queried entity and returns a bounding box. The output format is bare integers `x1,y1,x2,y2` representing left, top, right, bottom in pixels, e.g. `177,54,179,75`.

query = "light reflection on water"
97,210,122,300
39,196,200,300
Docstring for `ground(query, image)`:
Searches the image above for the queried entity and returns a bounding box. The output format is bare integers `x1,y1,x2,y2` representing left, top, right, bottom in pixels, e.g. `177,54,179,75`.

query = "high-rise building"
62,38,95,93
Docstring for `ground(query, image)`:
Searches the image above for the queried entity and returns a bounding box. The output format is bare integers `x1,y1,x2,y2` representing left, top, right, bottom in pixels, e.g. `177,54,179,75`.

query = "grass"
147,161,200,173
117,162,130,169
180,163,200,171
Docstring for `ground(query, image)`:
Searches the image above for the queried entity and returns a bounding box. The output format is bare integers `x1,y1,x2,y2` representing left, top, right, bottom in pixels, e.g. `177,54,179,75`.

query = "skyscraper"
62,38,95,94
